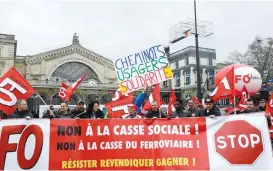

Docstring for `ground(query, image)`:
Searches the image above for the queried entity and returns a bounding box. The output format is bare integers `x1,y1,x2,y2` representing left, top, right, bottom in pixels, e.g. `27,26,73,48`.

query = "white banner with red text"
0,113,272,170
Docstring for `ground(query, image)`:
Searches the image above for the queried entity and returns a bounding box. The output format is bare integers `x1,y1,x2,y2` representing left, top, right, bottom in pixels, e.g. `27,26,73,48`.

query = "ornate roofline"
25,44,114,70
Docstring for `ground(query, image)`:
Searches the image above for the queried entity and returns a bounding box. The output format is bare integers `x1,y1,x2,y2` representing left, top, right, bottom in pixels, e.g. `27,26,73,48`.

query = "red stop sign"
214,120,264,165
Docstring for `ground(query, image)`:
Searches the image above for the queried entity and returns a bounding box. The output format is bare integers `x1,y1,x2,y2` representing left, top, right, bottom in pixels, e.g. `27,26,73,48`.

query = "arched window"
50,62,100,82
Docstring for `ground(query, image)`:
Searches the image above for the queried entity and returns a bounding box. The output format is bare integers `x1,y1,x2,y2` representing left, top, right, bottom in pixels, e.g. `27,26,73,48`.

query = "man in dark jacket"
71,101,85,118
7,99,33,119
186,99,202,117
42,105,57,119
241,99,272,128
146,101,165,118
170,99,189,118
258,99,266,111
202,98,221,118
43,102,72,119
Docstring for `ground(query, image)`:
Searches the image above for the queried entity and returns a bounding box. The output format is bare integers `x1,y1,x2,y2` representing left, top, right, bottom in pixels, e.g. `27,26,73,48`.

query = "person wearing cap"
121,105,142,119
42,105,57,119
71,101,85,118
258,99,266,111
202,98,221,118
170,99,189,118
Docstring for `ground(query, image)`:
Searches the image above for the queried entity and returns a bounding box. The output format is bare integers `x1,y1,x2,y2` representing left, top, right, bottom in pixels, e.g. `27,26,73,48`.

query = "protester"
55,102,73,118
134,85,148,114
241,99,259,113
258,99,266,111
79,101,104,119
240,99,272,128
202,98,221,118
160,107,168,117
121,105,142,119
145,101,165,118
6,99,33,119
186,99,202,117
42,105,57,119
71,101,85,117
170,99,189,118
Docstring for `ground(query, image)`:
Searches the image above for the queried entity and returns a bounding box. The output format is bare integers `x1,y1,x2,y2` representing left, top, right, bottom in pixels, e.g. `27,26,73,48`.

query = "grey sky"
0,0,273,62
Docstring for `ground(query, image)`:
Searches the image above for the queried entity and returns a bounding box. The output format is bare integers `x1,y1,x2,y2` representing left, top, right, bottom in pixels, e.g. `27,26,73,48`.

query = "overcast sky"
1,0,273,62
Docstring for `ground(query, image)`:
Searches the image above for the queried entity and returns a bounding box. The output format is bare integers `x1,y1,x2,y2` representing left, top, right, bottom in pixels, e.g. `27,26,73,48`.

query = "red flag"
265,94,273,116
105,96,135,118
167,89,177,117
0,67,35,115
142,84,161,111
237,86,249,110
211,66,235,101
112,88,133,102
58,82,69,101
192,96,202,106
64,73,86,102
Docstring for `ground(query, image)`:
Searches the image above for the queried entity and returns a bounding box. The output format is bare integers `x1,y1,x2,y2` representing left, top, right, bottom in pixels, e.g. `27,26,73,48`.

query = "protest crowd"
0,50,273,171
0,85,272,130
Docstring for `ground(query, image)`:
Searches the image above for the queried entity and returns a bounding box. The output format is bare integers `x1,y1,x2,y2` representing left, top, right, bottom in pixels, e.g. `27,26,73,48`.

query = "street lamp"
194,0,202,100
168,1,213,101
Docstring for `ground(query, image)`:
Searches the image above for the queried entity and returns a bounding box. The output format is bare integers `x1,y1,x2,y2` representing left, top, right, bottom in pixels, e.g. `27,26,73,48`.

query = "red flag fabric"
112,88,133,102
237,85,249,110
192,96,202,106
105,96,135,118
0,67,35,115
64,73,86,102
265,94,273,116
58,82,69,101
211,66,235,101
142,84,161,111
167,89,177,117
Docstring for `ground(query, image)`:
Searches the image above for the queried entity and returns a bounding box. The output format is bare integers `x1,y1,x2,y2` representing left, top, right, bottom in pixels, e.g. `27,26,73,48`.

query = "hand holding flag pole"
231,66,236,115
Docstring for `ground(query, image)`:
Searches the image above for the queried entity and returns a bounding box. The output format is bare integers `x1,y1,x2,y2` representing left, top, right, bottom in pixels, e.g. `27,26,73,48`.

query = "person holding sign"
134,85,148,114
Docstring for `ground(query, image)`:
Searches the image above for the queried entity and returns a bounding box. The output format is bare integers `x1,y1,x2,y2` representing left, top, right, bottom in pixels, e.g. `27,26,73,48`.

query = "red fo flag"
237,85,249,110
58,82,69,101
64,73,86,102
211,66,235,101
0,67,35,115
167,89,177,117
142,84,161,111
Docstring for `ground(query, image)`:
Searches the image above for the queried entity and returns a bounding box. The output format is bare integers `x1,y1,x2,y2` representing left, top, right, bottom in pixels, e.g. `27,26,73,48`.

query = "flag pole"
37,93,47,105
233,66,236,115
